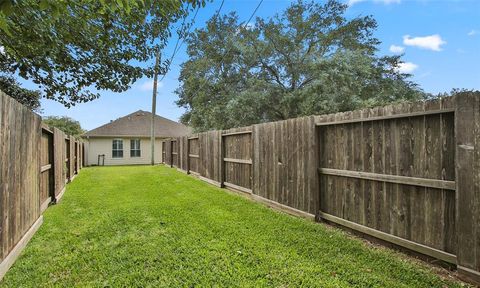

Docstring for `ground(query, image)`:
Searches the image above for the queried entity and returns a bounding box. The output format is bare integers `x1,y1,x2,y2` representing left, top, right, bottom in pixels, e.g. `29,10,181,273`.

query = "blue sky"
24,0,480,131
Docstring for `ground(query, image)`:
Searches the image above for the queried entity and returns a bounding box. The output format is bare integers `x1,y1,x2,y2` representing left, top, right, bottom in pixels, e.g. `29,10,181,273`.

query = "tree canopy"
0,0,205,107
176,0,424,131
0,74,41,111
43,116,85,137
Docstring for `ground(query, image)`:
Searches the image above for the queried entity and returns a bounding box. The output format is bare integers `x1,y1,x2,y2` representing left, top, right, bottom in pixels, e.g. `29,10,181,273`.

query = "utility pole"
150,49,161,165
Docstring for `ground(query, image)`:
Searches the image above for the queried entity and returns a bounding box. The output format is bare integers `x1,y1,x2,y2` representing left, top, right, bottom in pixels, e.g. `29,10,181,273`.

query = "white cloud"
236,22,255,35
389,45,405,53
468,30,478,36
395,62,418,74
138,80,163,92
348,0,400,6
403,34,446,51
380,0,401,3
245,22,255,30
348,0,365,5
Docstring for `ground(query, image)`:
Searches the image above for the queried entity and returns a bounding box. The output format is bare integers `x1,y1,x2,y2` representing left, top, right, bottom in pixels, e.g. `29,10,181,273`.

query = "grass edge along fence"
164,91,480,284
0,91,84,280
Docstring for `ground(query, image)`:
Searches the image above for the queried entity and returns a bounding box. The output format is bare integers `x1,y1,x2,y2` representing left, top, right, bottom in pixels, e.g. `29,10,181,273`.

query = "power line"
159,0,225,82
159,7,199,82
243,0,263,29
175,0,225,60
186,0,264,100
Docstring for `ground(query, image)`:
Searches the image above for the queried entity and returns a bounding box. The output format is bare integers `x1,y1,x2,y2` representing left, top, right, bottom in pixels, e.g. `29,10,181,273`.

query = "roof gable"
83,110,191,138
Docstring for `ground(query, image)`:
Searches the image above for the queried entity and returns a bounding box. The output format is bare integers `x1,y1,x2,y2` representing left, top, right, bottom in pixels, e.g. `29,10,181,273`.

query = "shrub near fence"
164,92,480,283
0,91,84,280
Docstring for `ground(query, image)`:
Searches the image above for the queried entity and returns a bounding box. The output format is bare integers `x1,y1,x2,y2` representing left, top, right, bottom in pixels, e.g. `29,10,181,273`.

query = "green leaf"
0,0,206,107
0,14,12,36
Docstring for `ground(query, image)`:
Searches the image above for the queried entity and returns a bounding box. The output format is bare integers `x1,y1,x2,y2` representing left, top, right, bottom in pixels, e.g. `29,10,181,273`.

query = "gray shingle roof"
83,110,191,138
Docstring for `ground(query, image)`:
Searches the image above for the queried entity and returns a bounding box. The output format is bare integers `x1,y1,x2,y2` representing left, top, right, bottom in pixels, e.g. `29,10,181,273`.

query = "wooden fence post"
69,136,75,180
186,137,190,174
74,141,78,174
167,140,170,166
178,137,182,170
76,141,80,172
250,125,254,193
66,136,71,182
172,140,174,168
455,92,480,283
80,142,83,169
46,126,55,205
310,116,320,219
219,131,224,187
53,128,62,200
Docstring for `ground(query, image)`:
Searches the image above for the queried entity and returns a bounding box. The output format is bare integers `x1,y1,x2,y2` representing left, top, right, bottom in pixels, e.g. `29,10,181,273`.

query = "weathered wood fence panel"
315,97,456,262
68,136,75,180
171,140,178,168
223,127,252,193
164,139,172,166
252,117,318,214
79,140,83,169
0,91,84,280
53,127,67,199
188,136,199,174
0,91,41,266
75,141,79,174
455,92,480,282
64,137,70,181
161,141,166,163
198,131,221,184
177,136,188,171
40,125,54,212
166,92,480,282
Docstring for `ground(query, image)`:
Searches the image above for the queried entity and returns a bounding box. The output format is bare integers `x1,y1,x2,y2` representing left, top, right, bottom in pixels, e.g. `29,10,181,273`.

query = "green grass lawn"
0,166,465,287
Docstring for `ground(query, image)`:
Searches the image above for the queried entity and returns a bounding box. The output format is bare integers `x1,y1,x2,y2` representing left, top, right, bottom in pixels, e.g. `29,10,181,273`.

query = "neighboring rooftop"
83,110,191,138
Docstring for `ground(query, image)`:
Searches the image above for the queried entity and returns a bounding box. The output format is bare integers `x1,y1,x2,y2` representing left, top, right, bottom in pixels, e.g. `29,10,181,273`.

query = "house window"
112,139,123,158
130,139,141,157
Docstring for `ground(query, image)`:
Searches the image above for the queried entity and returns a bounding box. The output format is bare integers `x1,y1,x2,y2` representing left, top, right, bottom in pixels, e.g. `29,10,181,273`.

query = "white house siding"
84,137,165,166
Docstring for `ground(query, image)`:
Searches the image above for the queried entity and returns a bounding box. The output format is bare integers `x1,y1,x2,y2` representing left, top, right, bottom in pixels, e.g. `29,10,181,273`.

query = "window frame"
130,139,141,157
112,139,124,158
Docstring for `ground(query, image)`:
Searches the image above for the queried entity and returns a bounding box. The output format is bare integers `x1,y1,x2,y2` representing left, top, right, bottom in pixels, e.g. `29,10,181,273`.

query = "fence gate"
65,137,70,182
161,142,166,163
316,103,457,264
40,125,54,212
222,129,253,193
188,136,199,175
74,141,79,174
171,140,178,168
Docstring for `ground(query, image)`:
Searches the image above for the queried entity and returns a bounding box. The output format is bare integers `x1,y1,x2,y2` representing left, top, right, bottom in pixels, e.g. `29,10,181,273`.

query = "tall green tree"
43,116,85,137
0,0,205,107
0,74,41,111
176,0,424,131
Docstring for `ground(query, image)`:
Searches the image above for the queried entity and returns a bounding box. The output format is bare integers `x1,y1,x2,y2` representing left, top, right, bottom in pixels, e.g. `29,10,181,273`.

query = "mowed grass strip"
0,166,465,287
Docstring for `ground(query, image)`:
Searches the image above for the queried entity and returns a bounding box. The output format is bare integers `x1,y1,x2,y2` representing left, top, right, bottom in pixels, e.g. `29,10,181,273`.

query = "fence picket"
165,93,480,282
0,91,84,280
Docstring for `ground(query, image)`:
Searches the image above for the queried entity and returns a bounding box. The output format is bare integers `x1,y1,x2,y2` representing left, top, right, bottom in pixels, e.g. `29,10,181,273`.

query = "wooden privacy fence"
0,91,84,280
164,92,480,283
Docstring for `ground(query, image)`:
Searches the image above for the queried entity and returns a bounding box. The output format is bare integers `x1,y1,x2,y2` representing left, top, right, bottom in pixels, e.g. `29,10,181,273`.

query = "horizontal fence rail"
315,108,456,126
318,168,456,190
316,97,457,268
164,92,480,283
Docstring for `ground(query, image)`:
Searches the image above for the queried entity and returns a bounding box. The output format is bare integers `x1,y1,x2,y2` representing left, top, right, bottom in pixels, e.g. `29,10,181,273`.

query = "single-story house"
83,110,190,166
